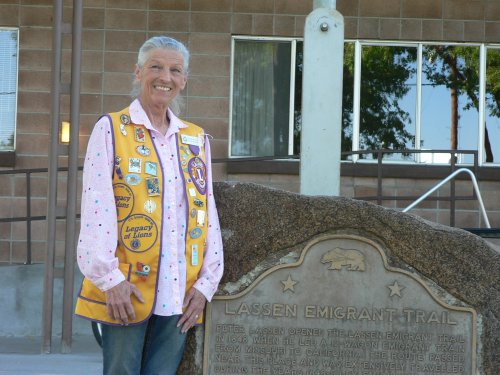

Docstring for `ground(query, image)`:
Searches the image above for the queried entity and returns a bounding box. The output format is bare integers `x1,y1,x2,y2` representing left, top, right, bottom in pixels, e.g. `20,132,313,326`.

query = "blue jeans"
102,314,187,375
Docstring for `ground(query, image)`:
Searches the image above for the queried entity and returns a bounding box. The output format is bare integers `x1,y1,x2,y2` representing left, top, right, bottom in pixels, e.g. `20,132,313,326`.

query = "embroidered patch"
189,227,203,239
145,177,160,196
193,198,204,207
145,161,158,176
119,123,127,136
189,144,200,156
113,183,134,222
136,145,150,156
188,157,207,195
135,262,150,281
120,114,131,125
134,126,146,142
125,173,142,185
197,210,205,226
144,199,157,214
120,214,158,253
128,158,142,173
114,156,124,179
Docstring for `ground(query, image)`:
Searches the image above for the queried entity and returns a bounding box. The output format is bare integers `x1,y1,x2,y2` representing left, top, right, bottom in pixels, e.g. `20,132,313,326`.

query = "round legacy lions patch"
120,214,158,253
113,183,134,221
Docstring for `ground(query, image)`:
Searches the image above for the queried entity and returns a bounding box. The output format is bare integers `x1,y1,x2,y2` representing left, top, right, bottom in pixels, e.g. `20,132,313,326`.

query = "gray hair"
131,36,190,115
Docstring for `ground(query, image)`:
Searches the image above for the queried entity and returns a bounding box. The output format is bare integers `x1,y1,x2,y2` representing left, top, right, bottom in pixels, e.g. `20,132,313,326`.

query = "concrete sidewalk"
0,335,102,374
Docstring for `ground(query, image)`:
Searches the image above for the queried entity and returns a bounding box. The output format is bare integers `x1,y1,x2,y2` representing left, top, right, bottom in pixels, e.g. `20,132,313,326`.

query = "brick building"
1,0,500,264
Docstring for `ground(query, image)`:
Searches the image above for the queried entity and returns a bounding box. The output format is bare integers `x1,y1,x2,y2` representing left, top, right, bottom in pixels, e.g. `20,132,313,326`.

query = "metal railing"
341,149,480,228
403,168,491,228
0,167,82,265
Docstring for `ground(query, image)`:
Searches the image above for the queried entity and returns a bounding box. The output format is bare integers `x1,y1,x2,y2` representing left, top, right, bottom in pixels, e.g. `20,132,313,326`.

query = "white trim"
232,35,299,42
227,37,235,158
0,27,19,152
13,28,19,151
415,43,423,162
478,44,486,166
288,40,297,155
352,40,362,161
355,40,483,47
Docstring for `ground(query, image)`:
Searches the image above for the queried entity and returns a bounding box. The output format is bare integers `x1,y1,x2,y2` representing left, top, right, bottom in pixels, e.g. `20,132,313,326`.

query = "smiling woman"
74,36,224,375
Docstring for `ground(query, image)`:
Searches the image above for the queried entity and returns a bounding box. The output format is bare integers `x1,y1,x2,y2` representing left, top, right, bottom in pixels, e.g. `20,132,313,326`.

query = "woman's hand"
105,280,144,325
177,288,207,333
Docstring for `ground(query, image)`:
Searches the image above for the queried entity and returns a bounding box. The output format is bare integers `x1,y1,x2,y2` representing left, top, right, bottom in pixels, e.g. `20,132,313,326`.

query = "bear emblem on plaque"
321,248,366,271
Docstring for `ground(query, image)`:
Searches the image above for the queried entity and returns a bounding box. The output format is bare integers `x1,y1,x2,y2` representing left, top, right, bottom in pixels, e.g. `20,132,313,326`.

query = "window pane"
231,40,291,157
485,47,500,164
342,42,355,160
291,42,354,158
421,45,479,164
293,41,302,156
0,29,18,152
359,45,417,161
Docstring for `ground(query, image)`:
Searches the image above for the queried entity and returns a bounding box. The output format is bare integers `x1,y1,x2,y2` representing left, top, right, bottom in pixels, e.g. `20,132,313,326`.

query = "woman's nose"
159,68,171,80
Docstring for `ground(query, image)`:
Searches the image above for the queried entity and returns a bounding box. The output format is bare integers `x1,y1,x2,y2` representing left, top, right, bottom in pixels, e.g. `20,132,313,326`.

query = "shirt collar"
129,99,187,137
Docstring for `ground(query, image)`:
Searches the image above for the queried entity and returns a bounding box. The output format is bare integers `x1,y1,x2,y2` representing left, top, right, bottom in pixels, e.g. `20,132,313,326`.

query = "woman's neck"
142,100,169,135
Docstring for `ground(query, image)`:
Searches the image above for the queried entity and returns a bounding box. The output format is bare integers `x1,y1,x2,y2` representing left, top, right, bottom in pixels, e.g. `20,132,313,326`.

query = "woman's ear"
134,64,141,80
180,74,187,90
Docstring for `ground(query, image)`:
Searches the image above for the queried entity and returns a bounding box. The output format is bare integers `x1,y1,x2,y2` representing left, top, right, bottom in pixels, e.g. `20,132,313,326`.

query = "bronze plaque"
204,235,476,375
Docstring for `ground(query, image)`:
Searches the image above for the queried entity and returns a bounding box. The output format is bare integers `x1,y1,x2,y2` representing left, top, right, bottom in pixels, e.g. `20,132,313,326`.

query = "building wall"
1,0,500,263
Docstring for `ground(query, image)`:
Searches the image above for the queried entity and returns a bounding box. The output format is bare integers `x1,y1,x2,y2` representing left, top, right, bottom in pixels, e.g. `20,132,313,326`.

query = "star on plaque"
281,274,298,293
387,281,404,297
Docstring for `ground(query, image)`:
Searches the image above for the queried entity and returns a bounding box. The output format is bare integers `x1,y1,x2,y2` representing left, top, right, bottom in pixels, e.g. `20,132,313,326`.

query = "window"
421,45,480,164
357,44,417,161
230,37,298,157
230,37,500,166
0,28,18,152
485,47,500,164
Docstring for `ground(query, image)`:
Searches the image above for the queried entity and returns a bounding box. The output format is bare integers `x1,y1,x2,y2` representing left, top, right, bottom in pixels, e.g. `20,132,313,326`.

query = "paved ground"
0,335,102,374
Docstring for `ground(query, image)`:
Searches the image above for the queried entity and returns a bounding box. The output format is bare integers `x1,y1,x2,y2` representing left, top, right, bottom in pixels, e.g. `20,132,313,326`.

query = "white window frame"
353,40,484,165
0,27,19,153
229,36,299,158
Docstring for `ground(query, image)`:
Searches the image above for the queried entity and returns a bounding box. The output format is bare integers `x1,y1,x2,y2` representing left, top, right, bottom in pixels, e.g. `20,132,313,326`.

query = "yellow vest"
75,107,208,325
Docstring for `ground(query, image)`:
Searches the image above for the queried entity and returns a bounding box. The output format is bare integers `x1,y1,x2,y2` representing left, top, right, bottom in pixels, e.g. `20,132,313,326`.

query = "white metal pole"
300,1,344,196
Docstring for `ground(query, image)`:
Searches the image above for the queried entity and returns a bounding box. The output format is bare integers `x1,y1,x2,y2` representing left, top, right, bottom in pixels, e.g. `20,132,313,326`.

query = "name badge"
181,134,201,146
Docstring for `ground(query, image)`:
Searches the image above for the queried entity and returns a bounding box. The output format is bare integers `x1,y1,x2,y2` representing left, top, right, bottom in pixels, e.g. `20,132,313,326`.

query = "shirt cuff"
92,268,126,292
194,277,218,302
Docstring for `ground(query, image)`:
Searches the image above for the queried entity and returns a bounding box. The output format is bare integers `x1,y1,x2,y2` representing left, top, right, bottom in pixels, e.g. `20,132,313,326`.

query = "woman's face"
135,48,187,109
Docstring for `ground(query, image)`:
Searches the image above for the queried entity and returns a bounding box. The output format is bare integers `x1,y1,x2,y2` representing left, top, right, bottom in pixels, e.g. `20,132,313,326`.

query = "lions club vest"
75,107,208,325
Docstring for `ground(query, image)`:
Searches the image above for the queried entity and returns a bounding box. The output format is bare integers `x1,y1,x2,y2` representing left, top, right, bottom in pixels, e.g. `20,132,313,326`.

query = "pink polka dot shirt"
77,99,224,316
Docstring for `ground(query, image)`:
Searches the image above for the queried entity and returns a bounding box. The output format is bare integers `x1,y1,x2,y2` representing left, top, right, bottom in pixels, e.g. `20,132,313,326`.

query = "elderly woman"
75,36,224,374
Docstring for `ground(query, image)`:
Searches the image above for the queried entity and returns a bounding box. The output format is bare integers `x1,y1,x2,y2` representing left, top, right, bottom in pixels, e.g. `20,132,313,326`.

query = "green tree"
424,45,500,162
343,45,416,158
295,43,416,158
